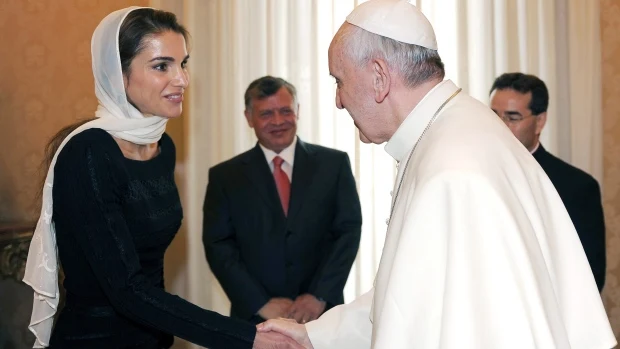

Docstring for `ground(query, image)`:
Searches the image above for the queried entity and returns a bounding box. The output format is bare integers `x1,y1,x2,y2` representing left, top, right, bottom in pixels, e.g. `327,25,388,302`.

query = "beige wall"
0,0,149,222
601,0,620,338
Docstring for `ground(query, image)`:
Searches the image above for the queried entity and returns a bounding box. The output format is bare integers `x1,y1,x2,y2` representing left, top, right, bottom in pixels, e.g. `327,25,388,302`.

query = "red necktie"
273,156,290,215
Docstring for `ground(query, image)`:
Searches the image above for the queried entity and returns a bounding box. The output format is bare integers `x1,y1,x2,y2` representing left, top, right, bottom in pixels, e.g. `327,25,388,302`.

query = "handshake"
252,294,325,349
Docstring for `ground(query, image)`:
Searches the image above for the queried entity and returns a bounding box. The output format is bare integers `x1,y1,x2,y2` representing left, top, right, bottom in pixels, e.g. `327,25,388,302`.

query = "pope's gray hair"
338,24,445,88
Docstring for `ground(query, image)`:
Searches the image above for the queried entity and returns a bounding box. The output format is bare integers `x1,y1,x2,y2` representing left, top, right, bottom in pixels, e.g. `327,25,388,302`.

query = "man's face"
490,88,546,152
245,87,298,153
328,31,380,144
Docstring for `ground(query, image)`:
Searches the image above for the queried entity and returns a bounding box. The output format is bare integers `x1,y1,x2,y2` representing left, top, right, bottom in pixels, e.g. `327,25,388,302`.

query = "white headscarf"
22,6,170,348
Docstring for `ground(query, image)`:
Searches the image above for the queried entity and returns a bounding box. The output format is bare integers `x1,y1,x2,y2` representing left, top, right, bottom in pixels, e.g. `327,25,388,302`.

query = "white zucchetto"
346,0,438,50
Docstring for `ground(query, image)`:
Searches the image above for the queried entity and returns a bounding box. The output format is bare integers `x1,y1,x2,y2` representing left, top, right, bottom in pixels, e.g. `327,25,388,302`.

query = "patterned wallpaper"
0,0,148,223
601,0,620,338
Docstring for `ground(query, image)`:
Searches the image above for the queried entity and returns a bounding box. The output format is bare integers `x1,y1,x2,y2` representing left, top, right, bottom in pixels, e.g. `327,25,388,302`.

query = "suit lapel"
287,140,317,224
242,145,281,211
532,144,549,165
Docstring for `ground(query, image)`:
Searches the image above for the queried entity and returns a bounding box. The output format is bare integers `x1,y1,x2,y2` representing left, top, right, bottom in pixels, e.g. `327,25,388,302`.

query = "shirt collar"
260,136,297,166
530,142,540,154
384,80,460,162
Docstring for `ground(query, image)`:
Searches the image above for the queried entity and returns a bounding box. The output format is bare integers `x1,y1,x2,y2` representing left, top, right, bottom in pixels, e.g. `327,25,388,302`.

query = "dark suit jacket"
203,139,362,322
533,144,606,291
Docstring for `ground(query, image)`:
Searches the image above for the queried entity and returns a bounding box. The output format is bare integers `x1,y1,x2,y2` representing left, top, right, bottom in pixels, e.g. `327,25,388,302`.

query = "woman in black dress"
22,6,300,349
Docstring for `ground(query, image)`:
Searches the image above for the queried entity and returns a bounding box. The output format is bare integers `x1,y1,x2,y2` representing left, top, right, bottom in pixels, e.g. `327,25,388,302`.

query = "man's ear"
372,58,390,103
244,110,254,128
535,112,547,135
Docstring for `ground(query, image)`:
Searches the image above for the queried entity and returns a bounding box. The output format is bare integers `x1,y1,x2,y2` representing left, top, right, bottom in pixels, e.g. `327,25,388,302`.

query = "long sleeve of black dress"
50,129,255,349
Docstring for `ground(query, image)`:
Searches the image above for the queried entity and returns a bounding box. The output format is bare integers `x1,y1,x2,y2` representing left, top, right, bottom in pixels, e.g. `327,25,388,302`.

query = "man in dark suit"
490,72,606,291
203,76,362,325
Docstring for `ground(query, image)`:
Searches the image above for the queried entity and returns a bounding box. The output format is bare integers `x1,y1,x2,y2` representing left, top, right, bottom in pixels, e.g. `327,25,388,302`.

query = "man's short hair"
490,73,549,115
244,76,297,111
338,24,445,88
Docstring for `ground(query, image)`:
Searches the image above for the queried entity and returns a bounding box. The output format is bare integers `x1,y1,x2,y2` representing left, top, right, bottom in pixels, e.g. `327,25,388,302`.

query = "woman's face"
123,31,189,118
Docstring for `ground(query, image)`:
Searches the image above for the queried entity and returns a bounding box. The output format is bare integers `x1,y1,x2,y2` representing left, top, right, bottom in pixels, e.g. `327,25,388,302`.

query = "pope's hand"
257,318,314,349
253,330,305,349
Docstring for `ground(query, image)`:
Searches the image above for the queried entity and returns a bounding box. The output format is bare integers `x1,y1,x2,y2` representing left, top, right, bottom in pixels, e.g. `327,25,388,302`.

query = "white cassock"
305,80,616,349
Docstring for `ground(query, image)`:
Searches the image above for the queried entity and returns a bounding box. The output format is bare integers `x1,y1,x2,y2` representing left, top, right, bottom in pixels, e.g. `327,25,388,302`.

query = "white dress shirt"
259,136,297,182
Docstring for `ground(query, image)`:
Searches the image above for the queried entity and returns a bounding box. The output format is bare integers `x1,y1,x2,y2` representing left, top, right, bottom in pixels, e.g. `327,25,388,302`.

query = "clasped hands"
252,294,324,349
259,294,325,324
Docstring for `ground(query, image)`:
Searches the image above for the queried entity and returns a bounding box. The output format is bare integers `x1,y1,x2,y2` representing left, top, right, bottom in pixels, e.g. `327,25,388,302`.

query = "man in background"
203,76,362,325
490,72,606,291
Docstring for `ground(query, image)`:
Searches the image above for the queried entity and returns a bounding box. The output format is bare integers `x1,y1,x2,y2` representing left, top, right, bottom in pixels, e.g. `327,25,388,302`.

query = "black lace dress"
48,129,255,349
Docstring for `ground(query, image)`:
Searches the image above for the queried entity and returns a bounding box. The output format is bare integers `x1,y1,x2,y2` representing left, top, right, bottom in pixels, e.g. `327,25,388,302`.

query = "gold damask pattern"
0,0,148,223
601,0,620,338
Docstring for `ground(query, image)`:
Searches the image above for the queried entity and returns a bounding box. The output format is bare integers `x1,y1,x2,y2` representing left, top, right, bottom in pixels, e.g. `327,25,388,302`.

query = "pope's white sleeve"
305,288,373,349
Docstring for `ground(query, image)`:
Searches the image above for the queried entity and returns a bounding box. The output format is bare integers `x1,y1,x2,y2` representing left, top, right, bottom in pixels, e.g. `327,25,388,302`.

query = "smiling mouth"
271,129,289,135
165,93,183,102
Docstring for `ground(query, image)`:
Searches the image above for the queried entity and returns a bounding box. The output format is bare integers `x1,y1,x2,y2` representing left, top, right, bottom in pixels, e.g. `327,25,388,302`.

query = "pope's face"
328,27,386,144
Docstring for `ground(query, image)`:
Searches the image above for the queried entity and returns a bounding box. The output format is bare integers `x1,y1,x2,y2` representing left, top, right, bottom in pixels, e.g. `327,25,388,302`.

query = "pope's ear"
372,58,390,103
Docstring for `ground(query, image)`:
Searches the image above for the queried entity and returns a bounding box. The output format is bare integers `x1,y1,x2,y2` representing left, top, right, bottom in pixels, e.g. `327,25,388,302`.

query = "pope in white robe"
258,1,616,348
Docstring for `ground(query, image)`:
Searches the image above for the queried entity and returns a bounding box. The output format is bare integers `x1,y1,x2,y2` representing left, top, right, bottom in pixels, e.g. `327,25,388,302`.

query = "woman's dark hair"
119,8,189,76
38,9,189,201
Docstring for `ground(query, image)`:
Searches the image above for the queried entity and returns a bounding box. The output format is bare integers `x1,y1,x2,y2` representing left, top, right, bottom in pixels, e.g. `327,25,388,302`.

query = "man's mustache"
265,121,295,132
